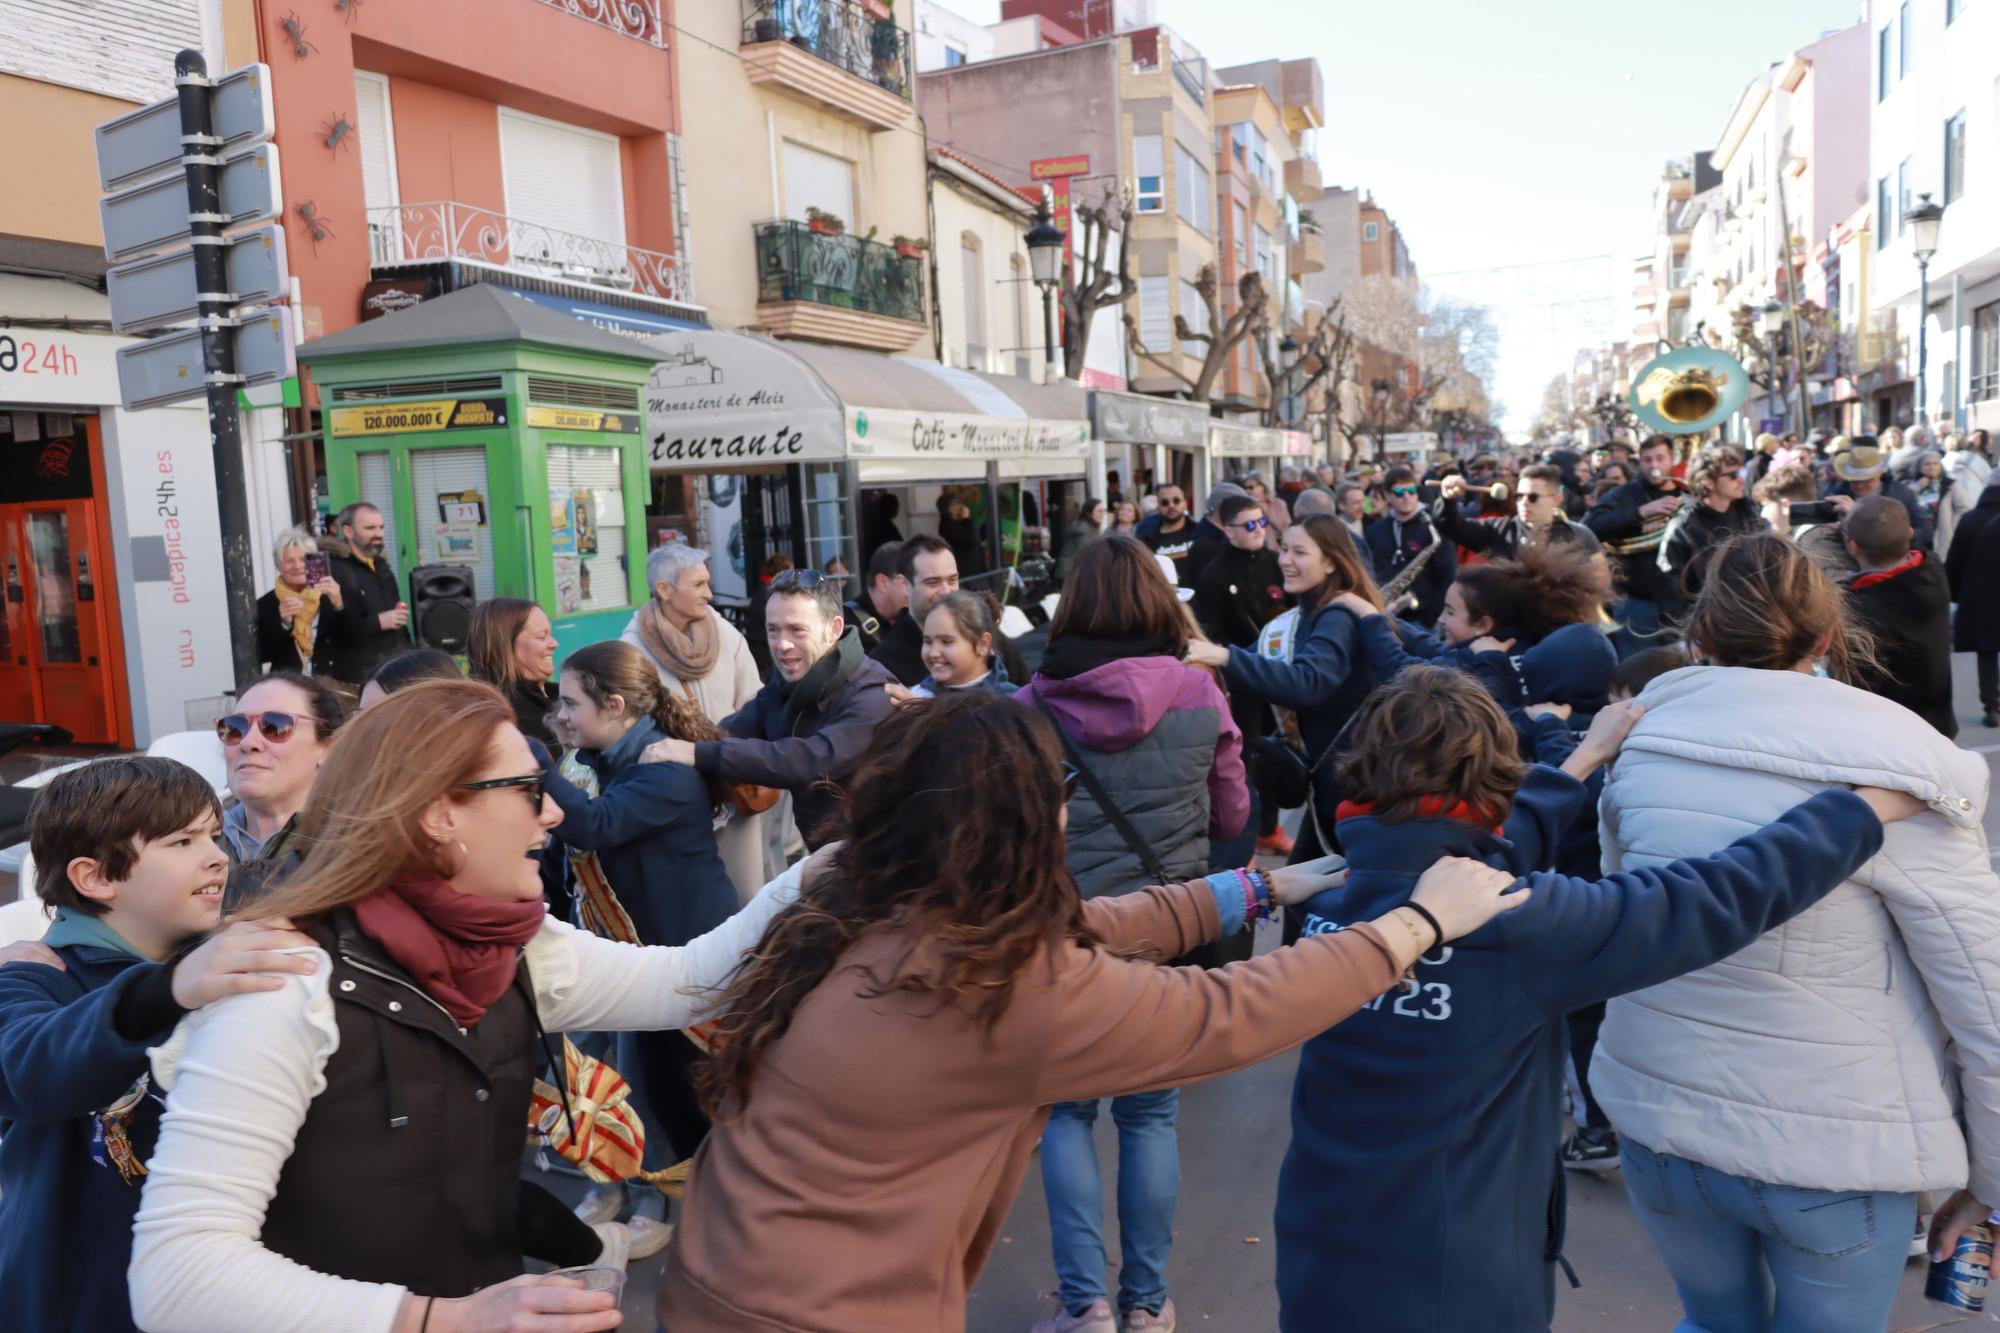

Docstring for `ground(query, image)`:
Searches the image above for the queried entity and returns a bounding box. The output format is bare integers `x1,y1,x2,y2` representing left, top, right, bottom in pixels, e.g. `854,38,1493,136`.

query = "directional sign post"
95,50,288,686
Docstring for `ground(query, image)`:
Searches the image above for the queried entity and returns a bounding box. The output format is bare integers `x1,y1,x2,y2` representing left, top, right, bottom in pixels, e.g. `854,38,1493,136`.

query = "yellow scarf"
275,581,321,666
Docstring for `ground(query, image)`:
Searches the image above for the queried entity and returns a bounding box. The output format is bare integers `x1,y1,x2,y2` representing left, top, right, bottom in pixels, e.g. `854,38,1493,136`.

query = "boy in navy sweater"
0,756,315,1332
1273,666,1916,1333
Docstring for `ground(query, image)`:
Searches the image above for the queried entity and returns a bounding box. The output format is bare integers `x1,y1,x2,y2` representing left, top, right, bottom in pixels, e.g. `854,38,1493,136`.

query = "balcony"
753,219,927,351
1293,228,1325,275
534,0,665,45
741,0,914,132
1285,155,1323,202
367,201,692,304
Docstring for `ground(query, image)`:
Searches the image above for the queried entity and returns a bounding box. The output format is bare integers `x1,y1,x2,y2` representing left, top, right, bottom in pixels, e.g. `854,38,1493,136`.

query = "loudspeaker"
408,564,475,653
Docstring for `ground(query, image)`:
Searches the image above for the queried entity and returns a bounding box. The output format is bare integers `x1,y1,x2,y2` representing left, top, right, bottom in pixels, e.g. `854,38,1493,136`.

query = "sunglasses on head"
1389,485,1420,497
455,772,548,810
770,568,829,594
216,711,310,746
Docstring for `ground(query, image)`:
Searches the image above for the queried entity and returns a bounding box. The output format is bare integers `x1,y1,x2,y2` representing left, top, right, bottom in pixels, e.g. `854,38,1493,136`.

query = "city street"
575,652,2000,1332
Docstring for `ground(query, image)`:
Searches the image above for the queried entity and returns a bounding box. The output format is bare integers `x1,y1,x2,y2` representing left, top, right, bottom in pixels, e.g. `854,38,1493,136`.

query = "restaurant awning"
641,330,1092,483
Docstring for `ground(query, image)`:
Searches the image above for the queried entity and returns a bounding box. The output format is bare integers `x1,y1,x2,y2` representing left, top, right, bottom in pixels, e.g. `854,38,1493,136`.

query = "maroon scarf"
352,874,547,1027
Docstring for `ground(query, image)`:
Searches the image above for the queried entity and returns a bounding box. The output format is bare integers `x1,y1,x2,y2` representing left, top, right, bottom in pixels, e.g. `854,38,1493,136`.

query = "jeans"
1620,1138,1916,1333
1612,596,1665,660
1041,1088,1180,1316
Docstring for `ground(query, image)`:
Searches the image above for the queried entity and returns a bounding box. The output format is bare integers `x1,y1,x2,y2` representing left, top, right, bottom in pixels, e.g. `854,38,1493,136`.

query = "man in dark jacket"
1134,484,1196,567
1947,480,2000,728
844,541,905,652
1585,434,1685,657
650,569,894,848
318,503,409,702
1841,496,1956,737
1826,438,1934,551
870,535,1029,689
1181,481,1250,587
1436,463,1603,561
1657,444,1767,600
1365,466,1456,628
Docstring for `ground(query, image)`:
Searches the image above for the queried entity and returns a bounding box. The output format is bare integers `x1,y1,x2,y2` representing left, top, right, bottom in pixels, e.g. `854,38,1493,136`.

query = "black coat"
321,548,409,683
1365,511,1457,629
1847,556,1957,738
499,677,559,751
1948,485,2000,653
255,588,310,673
1657,497,1767,599
1583,478,1679,605
1192,544,1288,739
1828,477,1934,552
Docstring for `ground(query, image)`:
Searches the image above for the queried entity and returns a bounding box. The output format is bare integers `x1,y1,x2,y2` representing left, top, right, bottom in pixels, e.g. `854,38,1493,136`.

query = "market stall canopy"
641,329,1091,482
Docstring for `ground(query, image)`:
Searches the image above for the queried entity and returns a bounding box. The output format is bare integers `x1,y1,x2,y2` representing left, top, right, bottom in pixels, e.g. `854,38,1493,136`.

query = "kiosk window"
547,444,627,614
410,447,494,599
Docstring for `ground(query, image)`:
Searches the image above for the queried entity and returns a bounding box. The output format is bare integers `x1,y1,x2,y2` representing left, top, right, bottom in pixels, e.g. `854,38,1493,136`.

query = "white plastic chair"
145,730,228,796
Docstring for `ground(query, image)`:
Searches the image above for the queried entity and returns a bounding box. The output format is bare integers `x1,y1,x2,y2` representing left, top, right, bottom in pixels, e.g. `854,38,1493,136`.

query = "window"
1876,176,1891,249
1233,202,1248,267
1133,134,1164,213
781,141,855,225
960,240,985,370
1138,275,1172,351
1175,144,1210,233
944,45,966,67
1898,2,1912,76
547,445,629,614
1179,279,1208,357
1945,111,1967,204
1897,157,1913,235
1973,301,1999,403
1363,221,1380,242
500,108,625,246
354,72,400,263
1878,24,1892,100
1230,123,1249,164
1253,224,1273,282
1010,255,1030,378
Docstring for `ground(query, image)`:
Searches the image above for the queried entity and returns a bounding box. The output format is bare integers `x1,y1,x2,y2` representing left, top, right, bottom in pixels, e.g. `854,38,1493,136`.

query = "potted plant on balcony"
890,234,928,260
862,0,891,20
806,207,846,236
869,3,902,85
1298,208,1320,235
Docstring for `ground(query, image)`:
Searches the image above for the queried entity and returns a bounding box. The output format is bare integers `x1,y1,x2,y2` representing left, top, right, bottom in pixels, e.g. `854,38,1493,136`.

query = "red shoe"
1256,828,1295,857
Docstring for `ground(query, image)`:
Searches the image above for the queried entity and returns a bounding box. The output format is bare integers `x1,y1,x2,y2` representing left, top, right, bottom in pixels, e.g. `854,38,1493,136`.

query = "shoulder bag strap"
1031,696,1173,886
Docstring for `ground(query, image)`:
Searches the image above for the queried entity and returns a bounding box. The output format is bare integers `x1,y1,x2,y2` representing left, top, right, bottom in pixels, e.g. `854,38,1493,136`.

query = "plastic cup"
547,1263,625,1306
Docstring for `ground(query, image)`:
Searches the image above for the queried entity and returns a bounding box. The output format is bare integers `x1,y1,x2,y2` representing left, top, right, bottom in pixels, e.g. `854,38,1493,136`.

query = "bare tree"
1258,296,1357,431
1341,276,1498,439
1122,264,1269,402
1060,186,1135,381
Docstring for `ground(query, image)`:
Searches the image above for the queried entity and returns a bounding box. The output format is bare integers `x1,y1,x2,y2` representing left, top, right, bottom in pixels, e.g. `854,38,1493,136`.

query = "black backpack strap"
1031,696,1173,886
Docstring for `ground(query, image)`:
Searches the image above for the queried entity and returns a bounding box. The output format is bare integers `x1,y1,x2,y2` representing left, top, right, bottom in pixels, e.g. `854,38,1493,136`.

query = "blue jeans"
1040,1089,1180,1316
1612,596,1665,660
1620,1138,1917,1333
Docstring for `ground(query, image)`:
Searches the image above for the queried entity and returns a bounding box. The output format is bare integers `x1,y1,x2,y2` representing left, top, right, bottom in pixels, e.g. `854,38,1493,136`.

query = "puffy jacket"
1015,657,1246,898
1593,664,2000,1202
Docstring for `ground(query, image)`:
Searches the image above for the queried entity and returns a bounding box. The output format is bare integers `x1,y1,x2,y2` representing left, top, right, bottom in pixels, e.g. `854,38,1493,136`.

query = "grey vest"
1062,706,1221,898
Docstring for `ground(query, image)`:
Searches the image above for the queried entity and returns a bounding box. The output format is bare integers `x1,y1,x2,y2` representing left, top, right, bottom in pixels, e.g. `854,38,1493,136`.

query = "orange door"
0,501,117,743
0,512,34,723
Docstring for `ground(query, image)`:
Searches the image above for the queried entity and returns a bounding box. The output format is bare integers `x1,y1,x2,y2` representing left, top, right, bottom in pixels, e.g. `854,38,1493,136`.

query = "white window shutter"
499,108,626,244
1139,276,1172,351
354,73,398,214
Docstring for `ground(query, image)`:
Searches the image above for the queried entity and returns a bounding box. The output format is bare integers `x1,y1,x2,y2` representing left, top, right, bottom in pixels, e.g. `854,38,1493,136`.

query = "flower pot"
862,0,891,19
753,17,781,41
808,219,835,235
789,33,814,51
895,243,923,260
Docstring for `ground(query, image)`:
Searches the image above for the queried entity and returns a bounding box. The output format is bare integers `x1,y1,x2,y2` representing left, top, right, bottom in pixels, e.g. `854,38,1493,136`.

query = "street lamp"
1025,201,1066,382
1370,376,1393,460
1904,191,1945,425
1758,300,1786,426
1277,334,1300,427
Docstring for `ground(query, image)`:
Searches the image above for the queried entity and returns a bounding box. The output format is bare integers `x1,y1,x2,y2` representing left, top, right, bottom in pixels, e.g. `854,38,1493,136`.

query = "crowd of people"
0,422,1995,1333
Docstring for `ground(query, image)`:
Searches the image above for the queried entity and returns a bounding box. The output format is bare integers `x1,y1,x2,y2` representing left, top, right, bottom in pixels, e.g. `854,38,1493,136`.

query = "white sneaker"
623,1215,674,1262
1912,1213,1932,1260
573,1183,624,1226
591,1218,632,1272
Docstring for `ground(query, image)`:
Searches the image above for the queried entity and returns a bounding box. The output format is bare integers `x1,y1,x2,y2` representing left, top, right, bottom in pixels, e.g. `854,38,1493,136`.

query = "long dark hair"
1293,514,1383,612
697,693,1094,1115
466,598,541,693
560,641,728,813
1048,533,1188,654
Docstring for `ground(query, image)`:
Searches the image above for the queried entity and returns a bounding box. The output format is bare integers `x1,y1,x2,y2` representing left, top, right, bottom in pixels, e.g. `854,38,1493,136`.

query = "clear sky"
944,0,1864,437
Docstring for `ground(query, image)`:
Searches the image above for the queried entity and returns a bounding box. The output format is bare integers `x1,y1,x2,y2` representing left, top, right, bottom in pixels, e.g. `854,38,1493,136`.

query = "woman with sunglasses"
128,678,816,1333
218,672,345,910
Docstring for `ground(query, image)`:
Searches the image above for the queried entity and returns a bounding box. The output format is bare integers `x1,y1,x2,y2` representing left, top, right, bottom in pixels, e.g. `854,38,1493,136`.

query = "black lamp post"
1904,191,1945,426
1277,333,1300,427
1757,299,1786,426
1025,201,1066,382
1370,376,1393,461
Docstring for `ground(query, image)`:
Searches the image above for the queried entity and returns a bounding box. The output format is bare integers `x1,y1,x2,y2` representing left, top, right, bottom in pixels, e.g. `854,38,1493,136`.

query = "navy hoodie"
0,934,189,1333
547,719,738,949
1273,774,1883,1332
1221,601,1378,827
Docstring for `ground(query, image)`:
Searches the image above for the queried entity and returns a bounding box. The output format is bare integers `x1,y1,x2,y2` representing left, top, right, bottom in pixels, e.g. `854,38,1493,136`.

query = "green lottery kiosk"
297,286,656,654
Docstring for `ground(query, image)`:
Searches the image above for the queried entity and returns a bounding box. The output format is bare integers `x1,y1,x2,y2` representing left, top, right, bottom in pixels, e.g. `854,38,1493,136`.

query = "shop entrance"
0,413,121,744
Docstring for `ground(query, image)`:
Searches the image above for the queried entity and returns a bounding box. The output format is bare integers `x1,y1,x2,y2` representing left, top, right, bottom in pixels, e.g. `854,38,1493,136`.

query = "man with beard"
870,534,1030,689
318,503,409,706
1585,434,1684,658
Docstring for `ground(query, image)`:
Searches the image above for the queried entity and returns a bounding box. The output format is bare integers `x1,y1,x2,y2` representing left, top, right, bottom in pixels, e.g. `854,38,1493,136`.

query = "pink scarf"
352,874,546,1026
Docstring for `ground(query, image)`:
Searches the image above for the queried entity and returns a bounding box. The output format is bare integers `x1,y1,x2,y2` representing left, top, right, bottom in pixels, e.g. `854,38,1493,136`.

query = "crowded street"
6,0,2000,1331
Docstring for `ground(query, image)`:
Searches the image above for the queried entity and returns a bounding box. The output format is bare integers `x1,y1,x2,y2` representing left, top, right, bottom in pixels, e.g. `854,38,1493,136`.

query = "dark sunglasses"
217,711,309,746
1061,764,1081,804
456,772,548,809
1389,485,1420,497
770,568,829,593
1232,517,1271,531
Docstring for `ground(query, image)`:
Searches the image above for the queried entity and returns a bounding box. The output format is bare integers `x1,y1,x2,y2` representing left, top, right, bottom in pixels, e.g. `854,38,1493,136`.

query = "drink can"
1926,1222,1993,1311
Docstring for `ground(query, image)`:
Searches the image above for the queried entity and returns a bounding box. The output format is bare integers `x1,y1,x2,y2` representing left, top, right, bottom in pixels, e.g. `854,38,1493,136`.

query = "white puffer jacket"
1592,665,2000,1201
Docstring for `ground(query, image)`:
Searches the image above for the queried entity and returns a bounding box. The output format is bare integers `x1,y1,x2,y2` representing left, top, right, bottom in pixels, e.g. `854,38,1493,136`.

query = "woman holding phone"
255,528,342,674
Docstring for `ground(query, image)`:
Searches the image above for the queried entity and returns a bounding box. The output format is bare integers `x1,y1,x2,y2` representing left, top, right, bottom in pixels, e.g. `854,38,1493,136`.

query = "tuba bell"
1628,346,1752,438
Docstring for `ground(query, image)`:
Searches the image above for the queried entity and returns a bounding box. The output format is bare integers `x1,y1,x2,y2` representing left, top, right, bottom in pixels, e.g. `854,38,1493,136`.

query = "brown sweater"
654,878,1403,1331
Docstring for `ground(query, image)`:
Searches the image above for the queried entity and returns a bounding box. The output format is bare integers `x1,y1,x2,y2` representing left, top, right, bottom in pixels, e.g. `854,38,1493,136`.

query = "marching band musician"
1584,435,1685,658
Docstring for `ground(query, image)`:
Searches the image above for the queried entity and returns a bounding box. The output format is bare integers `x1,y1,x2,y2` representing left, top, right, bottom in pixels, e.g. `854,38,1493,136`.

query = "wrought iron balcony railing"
533,0,665,46
367,201,693,306
754,219,925,324
742,0,913,101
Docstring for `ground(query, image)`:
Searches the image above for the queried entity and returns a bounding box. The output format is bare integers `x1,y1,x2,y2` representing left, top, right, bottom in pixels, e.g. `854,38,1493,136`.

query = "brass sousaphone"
1627,346,1751,438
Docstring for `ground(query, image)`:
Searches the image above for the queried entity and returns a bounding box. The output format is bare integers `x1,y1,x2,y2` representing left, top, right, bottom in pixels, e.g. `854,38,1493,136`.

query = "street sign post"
95,50,290,686
107,224,289,334
115,309,296,411
93,63,274,191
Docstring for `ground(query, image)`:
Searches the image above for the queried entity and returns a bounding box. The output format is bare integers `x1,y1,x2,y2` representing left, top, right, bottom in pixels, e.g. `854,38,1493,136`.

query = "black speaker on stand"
408,564,476,653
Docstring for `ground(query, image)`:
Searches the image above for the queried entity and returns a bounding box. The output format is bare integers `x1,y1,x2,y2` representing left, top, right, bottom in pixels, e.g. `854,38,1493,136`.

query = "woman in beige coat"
621,542,772,902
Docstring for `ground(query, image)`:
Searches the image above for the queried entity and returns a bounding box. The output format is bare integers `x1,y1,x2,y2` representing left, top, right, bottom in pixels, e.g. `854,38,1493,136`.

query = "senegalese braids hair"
1335,665,1528,827
1682,532,1879,685
697,692,1094,1117
560,641,729,814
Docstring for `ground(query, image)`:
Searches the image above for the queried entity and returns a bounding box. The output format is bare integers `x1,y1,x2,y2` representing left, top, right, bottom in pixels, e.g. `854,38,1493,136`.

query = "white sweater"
127,860,805,1333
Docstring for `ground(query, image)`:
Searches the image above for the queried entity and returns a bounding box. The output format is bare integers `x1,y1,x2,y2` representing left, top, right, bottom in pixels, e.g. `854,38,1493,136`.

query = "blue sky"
947,0,1863,435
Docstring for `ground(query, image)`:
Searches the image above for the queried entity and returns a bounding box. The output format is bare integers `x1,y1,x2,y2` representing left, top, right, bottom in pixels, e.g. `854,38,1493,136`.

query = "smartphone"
1788,501,1839,525
303,551,330,584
